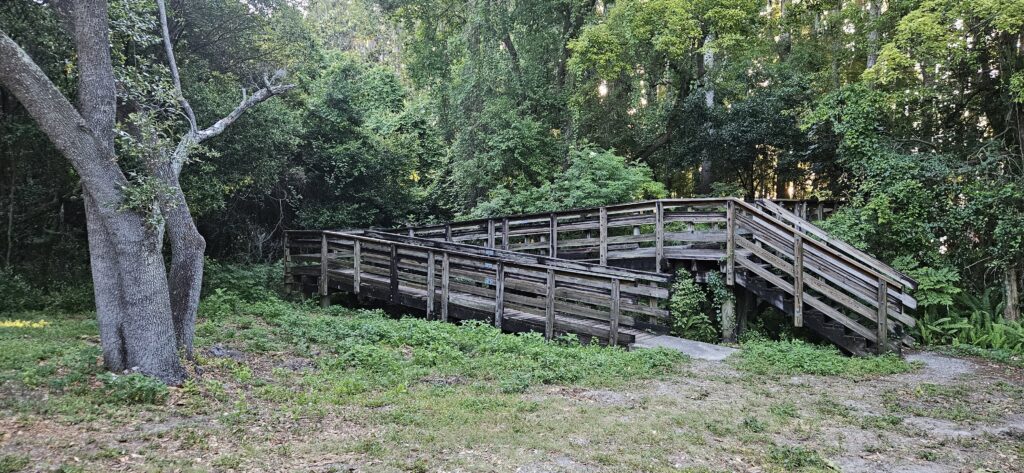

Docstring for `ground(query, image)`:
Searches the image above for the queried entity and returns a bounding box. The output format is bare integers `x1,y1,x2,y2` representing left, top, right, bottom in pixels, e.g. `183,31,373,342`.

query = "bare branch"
169,75,294,175
195,79,295,143
156,0,197,133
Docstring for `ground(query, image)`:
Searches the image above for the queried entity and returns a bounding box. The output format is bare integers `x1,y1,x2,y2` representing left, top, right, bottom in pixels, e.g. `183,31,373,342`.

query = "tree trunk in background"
698,33,715,194
1005,267,1020,321
5,168,12,267
866,1,881,69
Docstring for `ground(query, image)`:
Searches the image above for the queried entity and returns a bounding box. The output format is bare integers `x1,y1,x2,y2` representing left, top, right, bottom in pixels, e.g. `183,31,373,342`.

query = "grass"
1,286,1020,471
731,339,919,378
0,455,29,473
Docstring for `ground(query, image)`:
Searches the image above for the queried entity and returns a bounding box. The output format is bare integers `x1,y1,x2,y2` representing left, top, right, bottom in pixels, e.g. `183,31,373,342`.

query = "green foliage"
767,445,829,471
203,260,282,302
0,269,93,314
733,340,917,378
192,290,686,397
915,294,1024,353
0,268,40,314
98,373,169,405
466,146,666,218
668,270,717,343
0,455,29,473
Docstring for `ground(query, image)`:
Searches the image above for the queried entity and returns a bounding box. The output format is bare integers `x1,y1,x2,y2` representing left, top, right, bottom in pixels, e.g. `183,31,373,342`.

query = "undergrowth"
1,289,686,416
199,291,686,397
732,339,918,378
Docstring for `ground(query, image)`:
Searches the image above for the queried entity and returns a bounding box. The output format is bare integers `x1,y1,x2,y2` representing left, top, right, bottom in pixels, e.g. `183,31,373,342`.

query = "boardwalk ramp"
285,198,918,355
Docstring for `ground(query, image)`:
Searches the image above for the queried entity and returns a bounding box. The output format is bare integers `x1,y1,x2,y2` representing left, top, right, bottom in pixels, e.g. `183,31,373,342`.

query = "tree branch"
156,0,197,133
70,0,117,150
0,31,124,188
156,0,295,177
169,72,294,175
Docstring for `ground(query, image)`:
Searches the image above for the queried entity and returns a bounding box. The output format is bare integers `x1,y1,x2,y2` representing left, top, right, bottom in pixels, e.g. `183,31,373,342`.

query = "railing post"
793,234,804,327
726,200,735,285
445,224,452,242
389,243,399,303
408,226,415,237
609,278,620,346
494,261,505,329
655,201,665,273
549,213,558,258
319,233,330,307
352,239,361,295
599,207,608,265
876,276,889,354
545,268,556,339
426,250,435,320
501,217,510,250
441,252,450,322
487,219,495,249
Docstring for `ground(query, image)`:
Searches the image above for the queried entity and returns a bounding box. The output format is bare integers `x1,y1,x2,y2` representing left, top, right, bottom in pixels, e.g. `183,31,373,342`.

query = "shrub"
669,270,717,342
99,373,169,405
203,260,282,302
199,288,244,321
733,339,917,378
0,268,42,313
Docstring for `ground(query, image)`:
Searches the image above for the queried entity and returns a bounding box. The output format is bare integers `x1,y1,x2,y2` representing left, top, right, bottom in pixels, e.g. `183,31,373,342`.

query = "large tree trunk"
84,192,128,371
1005,267,1020,322
90,189,185,383
161,175,206,357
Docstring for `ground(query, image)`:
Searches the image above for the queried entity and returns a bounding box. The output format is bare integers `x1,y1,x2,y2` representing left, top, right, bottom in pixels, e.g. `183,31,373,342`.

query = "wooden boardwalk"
285,198,918,355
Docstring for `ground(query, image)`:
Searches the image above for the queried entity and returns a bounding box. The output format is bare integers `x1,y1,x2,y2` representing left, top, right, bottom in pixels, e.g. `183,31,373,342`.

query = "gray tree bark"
698,33,715,194
1005,267,1020,322
866,1,881,69
0,1,291,384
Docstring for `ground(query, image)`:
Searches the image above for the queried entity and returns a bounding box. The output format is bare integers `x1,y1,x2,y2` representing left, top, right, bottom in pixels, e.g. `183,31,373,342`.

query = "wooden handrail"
354,230,671,283
755,199,918,290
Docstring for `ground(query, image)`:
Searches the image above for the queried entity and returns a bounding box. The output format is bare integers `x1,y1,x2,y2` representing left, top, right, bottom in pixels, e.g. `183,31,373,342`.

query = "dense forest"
2,0,1024,350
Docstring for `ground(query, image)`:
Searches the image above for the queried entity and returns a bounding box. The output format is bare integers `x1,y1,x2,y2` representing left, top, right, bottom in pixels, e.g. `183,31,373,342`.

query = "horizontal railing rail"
285,229,673,344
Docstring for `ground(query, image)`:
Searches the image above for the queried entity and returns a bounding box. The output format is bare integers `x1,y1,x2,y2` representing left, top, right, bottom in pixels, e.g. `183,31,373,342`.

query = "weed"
99,373,169,405
767,445,829,470
860,414,903,430
0,455,29,473
742,416,767,432
770,401,799,419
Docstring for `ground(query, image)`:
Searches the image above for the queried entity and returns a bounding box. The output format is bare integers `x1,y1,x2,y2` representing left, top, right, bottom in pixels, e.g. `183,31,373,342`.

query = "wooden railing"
375,198,917,353
285,229,673,345
731,200,915,351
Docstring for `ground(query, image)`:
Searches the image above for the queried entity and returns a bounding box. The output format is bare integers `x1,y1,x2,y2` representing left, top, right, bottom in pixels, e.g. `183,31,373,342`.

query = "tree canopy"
2,0,1024,336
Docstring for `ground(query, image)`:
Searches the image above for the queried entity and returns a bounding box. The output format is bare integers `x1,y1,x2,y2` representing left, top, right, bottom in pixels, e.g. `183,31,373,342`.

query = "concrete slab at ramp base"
630,335,738,361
